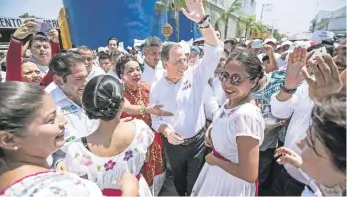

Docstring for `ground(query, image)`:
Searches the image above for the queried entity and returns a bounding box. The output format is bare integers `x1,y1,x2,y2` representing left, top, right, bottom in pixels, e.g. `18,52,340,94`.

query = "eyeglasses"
218,71,254,86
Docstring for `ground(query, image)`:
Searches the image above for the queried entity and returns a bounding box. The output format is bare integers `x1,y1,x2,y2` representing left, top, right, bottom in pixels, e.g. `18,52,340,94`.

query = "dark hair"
49,52,85,82
308,92,346,174
143,36,162,49
224,38,237,46
99,53,111,61
161,42,182,63
0,82,45,166
262,55,270,62
226,49,264,92
108,37,119,46
115,54,138,78
29,34,50,48
82,75,124,121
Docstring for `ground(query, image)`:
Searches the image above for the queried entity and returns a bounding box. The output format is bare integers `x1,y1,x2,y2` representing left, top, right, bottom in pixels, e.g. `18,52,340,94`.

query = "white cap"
279,41,293,51
287,41,311,53
179,41,191,54
98,47,106,53
251,39,263,49
264,38,277,45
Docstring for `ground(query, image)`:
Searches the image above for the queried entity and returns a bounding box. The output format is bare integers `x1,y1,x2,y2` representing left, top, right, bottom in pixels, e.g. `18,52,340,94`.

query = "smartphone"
309,47,327,62
36,21,51,33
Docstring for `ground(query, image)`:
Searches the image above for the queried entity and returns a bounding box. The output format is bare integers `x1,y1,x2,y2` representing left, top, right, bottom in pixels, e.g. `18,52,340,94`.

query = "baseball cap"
190,46,201,54
264,38,277,45
251,39,264,49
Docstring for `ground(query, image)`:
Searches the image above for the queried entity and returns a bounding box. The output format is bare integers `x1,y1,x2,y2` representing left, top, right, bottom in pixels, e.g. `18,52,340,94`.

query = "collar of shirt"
45,81,73,104
30,56,49,74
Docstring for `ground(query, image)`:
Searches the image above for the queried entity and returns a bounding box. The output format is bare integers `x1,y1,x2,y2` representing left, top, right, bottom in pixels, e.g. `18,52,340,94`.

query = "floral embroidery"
97,165,103,172
124,150,134,161
80,155,93,166
74,153,80,158
134,148,139,153
103,160,116,171
49,186,67,196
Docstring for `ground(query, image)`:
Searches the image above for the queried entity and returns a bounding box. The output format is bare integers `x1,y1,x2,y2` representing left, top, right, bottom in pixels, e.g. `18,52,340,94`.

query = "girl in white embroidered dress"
192,49,265,196
64,75,153,196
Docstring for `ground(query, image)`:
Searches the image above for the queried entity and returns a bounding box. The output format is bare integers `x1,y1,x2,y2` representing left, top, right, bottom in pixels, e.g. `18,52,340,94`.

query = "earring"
13,146,18,150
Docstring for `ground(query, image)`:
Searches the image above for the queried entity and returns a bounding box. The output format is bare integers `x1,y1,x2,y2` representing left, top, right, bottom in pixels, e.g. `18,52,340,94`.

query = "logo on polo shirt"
61,104,78,115
182,80,192,91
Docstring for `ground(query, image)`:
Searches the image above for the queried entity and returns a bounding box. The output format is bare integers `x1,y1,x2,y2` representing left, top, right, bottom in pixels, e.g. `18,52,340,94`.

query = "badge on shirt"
182,80,192,91
60,104,79,115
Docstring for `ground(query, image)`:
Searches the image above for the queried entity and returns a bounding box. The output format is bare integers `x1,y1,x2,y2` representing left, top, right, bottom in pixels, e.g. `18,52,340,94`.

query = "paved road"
158,170,178,196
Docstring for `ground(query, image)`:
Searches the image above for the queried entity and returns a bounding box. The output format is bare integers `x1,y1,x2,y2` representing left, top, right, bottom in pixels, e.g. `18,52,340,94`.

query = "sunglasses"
218,71,254,86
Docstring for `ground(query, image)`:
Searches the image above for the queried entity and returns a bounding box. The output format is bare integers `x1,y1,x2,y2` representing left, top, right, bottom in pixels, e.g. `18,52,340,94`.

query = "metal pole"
260,4,264,23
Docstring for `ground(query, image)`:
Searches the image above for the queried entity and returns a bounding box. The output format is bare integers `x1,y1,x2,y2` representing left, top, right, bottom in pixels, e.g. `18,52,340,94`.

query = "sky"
0,0,346,36
255,0,346,35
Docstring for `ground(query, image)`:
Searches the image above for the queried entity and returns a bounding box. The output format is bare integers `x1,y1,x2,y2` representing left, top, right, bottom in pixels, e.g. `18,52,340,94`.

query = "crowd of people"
0,0,346,196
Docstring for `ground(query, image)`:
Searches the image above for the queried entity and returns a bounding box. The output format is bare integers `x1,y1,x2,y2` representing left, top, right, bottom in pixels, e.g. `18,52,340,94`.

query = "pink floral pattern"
80,155,93,166
103,160,116,171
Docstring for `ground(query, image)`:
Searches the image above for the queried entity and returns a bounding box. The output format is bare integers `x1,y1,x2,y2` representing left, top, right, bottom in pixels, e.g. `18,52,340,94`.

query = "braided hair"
82,75,124,121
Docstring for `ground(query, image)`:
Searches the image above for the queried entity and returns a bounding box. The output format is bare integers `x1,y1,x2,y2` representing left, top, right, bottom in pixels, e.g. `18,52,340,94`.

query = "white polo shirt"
45,82,99,144
142,61,165,84
150,43,223,139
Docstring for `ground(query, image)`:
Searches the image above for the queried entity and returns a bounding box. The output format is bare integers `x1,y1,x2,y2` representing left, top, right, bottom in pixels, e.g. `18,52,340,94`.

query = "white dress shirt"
270,81,319,192
45,82,99,144
87,65,105,81
107,69,120,81
203,83,221,121
211,76,226,104
150,44,223,139
141,61,165,84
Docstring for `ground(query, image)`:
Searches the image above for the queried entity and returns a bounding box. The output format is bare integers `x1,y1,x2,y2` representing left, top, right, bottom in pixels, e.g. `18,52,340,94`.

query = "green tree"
272,29,287,41
156,0,207,41
215,0,243,39
239,15,267,39
19,13,36,18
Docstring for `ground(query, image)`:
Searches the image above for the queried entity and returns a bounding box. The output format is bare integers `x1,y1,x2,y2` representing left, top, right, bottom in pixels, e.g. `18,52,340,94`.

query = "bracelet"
11,35,23,42
139,104,145,115
198,23,211,29
197,15,210,24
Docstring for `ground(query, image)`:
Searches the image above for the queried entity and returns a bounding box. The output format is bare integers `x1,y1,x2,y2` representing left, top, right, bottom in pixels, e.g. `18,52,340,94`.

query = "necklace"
124,85,144,105
124,84,150,120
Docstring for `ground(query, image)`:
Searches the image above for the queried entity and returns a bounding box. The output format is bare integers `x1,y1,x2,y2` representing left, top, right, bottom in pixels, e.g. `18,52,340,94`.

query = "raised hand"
13,19,38,40
284,47,307,89
181,0,206,23
264,44,274,54
48,28,59,43
302,55,343,100
274,147,303,168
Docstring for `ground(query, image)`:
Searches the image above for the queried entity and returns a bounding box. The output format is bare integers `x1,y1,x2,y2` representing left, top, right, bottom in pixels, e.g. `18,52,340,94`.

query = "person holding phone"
6,19,61,88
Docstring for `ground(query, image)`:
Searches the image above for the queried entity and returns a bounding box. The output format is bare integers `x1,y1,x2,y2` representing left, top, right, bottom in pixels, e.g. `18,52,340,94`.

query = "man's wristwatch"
198,15,210,28
281,85,297,94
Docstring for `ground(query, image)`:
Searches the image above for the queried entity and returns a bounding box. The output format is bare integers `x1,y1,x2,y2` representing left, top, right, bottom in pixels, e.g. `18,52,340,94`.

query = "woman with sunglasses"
275,92,346,196
191,49,265,196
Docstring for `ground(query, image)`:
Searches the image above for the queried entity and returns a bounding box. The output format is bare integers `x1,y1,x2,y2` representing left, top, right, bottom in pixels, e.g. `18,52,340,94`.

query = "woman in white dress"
192,49,265,196
64,75,153,196
0,82,138,197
